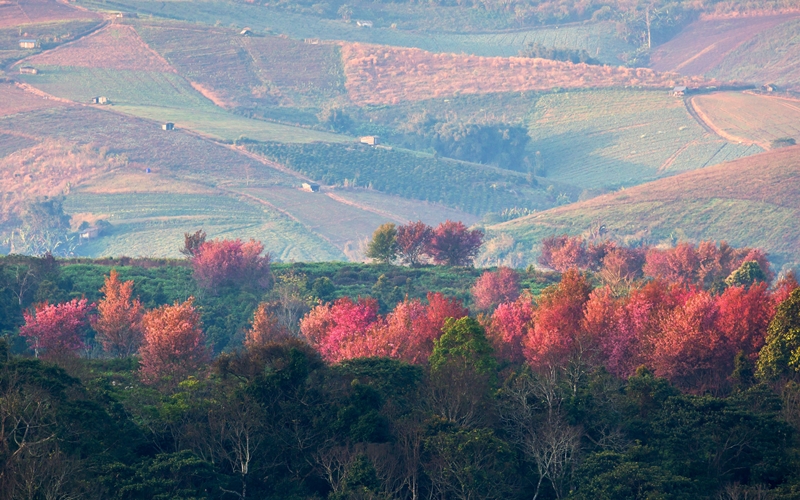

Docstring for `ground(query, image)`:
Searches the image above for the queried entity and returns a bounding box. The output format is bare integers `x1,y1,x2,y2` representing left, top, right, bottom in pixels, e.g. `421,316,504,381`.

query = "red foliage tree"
396,221,433,266
538,235,586,272
427,220,483,266
715,282,774,361
191,238,272,292
299,297,381,363
601,281,677,378
643,243,700,286
245,302,290,348
472,267,521,311
139,298,210,384
524,269,592,369
19,298,93,359
486,294,535,363
93,270,144,357
649,289,728,391
597,247,645,289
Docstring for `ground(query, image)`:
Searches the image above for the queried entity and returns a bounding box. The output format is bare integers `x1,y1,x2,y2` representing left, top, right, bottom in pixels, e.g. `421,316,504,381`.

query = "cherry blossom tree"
19,299,93,359
485,294,535,363
245,302,290,348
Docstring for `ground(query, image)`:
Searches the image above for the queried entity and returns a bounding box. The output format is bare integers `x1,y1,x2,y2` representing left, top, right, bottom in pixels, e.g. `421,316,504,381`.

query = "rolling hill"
480,146,800,270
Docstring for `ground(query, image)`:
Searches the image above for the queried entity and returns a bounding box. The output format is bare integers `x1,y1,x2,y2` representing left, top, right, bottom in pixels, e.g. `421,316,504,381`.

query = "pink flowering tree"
19,298,94,359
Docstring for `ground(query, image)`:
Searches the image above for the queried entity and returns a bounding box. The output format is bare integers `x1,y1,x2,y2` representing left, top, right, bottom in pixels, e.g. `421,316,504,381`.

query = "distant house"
115,12,138,18
302,182,320,192
19,39,39,49
762,83,778,92
19,66,38,75
360,135,379,146
90,96,109,104
671,86,687,97
355,20,373,28
80,227,100,240
304,38,321,44
240,27,253,36
162,122,175,131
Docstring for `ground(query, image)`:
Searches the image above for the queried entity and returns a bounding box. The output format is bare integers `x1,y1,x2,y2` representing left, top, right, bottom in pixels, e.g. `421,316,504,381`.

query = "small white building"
302,182,320,192
355,20,373,28
360,136,379,146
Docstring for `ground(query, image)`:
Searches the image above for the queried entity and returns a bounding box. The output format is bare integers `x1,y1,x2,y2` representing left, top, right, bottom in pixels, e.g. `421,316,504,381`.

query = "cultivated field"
340,43,710,105
328,189,479,226
708,18,800,90
0,0,99,28
690,92,800,148
0,82,62,116
136,23,347,109
64,190,345,261
0,106,295,185
76,0,635,60
650,15,800,90
482,146,800,268
526,89,762,189
650,15,793,76
23,24,174,71
245,141,558,215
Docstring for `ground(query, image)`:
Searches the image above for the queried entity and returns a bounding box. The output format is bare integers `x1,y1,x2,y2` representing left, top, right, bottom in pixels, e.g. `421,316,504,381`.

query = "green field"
65,190,345,260
78,0,635,62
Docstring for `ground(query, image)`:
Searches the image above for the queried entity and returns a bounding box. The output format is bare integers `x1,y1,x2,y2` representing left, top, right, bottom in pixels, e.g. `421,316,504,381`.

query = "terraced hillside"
480,146,800,269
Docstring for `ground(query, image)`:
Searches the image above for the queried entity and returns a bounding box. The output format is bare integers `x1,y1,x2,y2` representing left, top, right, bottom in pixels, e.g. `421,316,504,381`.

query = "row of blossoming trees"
16,231,800,393
298,236,799,393
18,237,272,383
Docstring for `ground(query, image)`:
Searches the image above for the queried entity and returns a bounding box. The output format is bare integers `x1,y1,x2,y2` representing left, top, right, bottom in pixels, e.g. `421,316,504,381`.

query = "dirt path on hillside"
15,82,74,104
685,95,763,147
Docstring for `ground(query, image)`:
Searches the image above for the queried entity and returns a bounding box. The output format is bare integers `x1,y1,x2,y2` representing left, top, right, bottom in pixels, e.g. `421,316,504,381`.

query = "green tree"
366,223,398,264
757,288,800,380
725,260,767,288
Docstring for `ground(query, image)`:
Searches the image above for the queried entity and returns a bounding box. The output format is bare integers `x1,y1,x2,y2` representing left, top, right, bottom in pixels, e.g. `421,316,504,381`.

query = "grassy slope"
76,0,635,62
480,146,800,269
